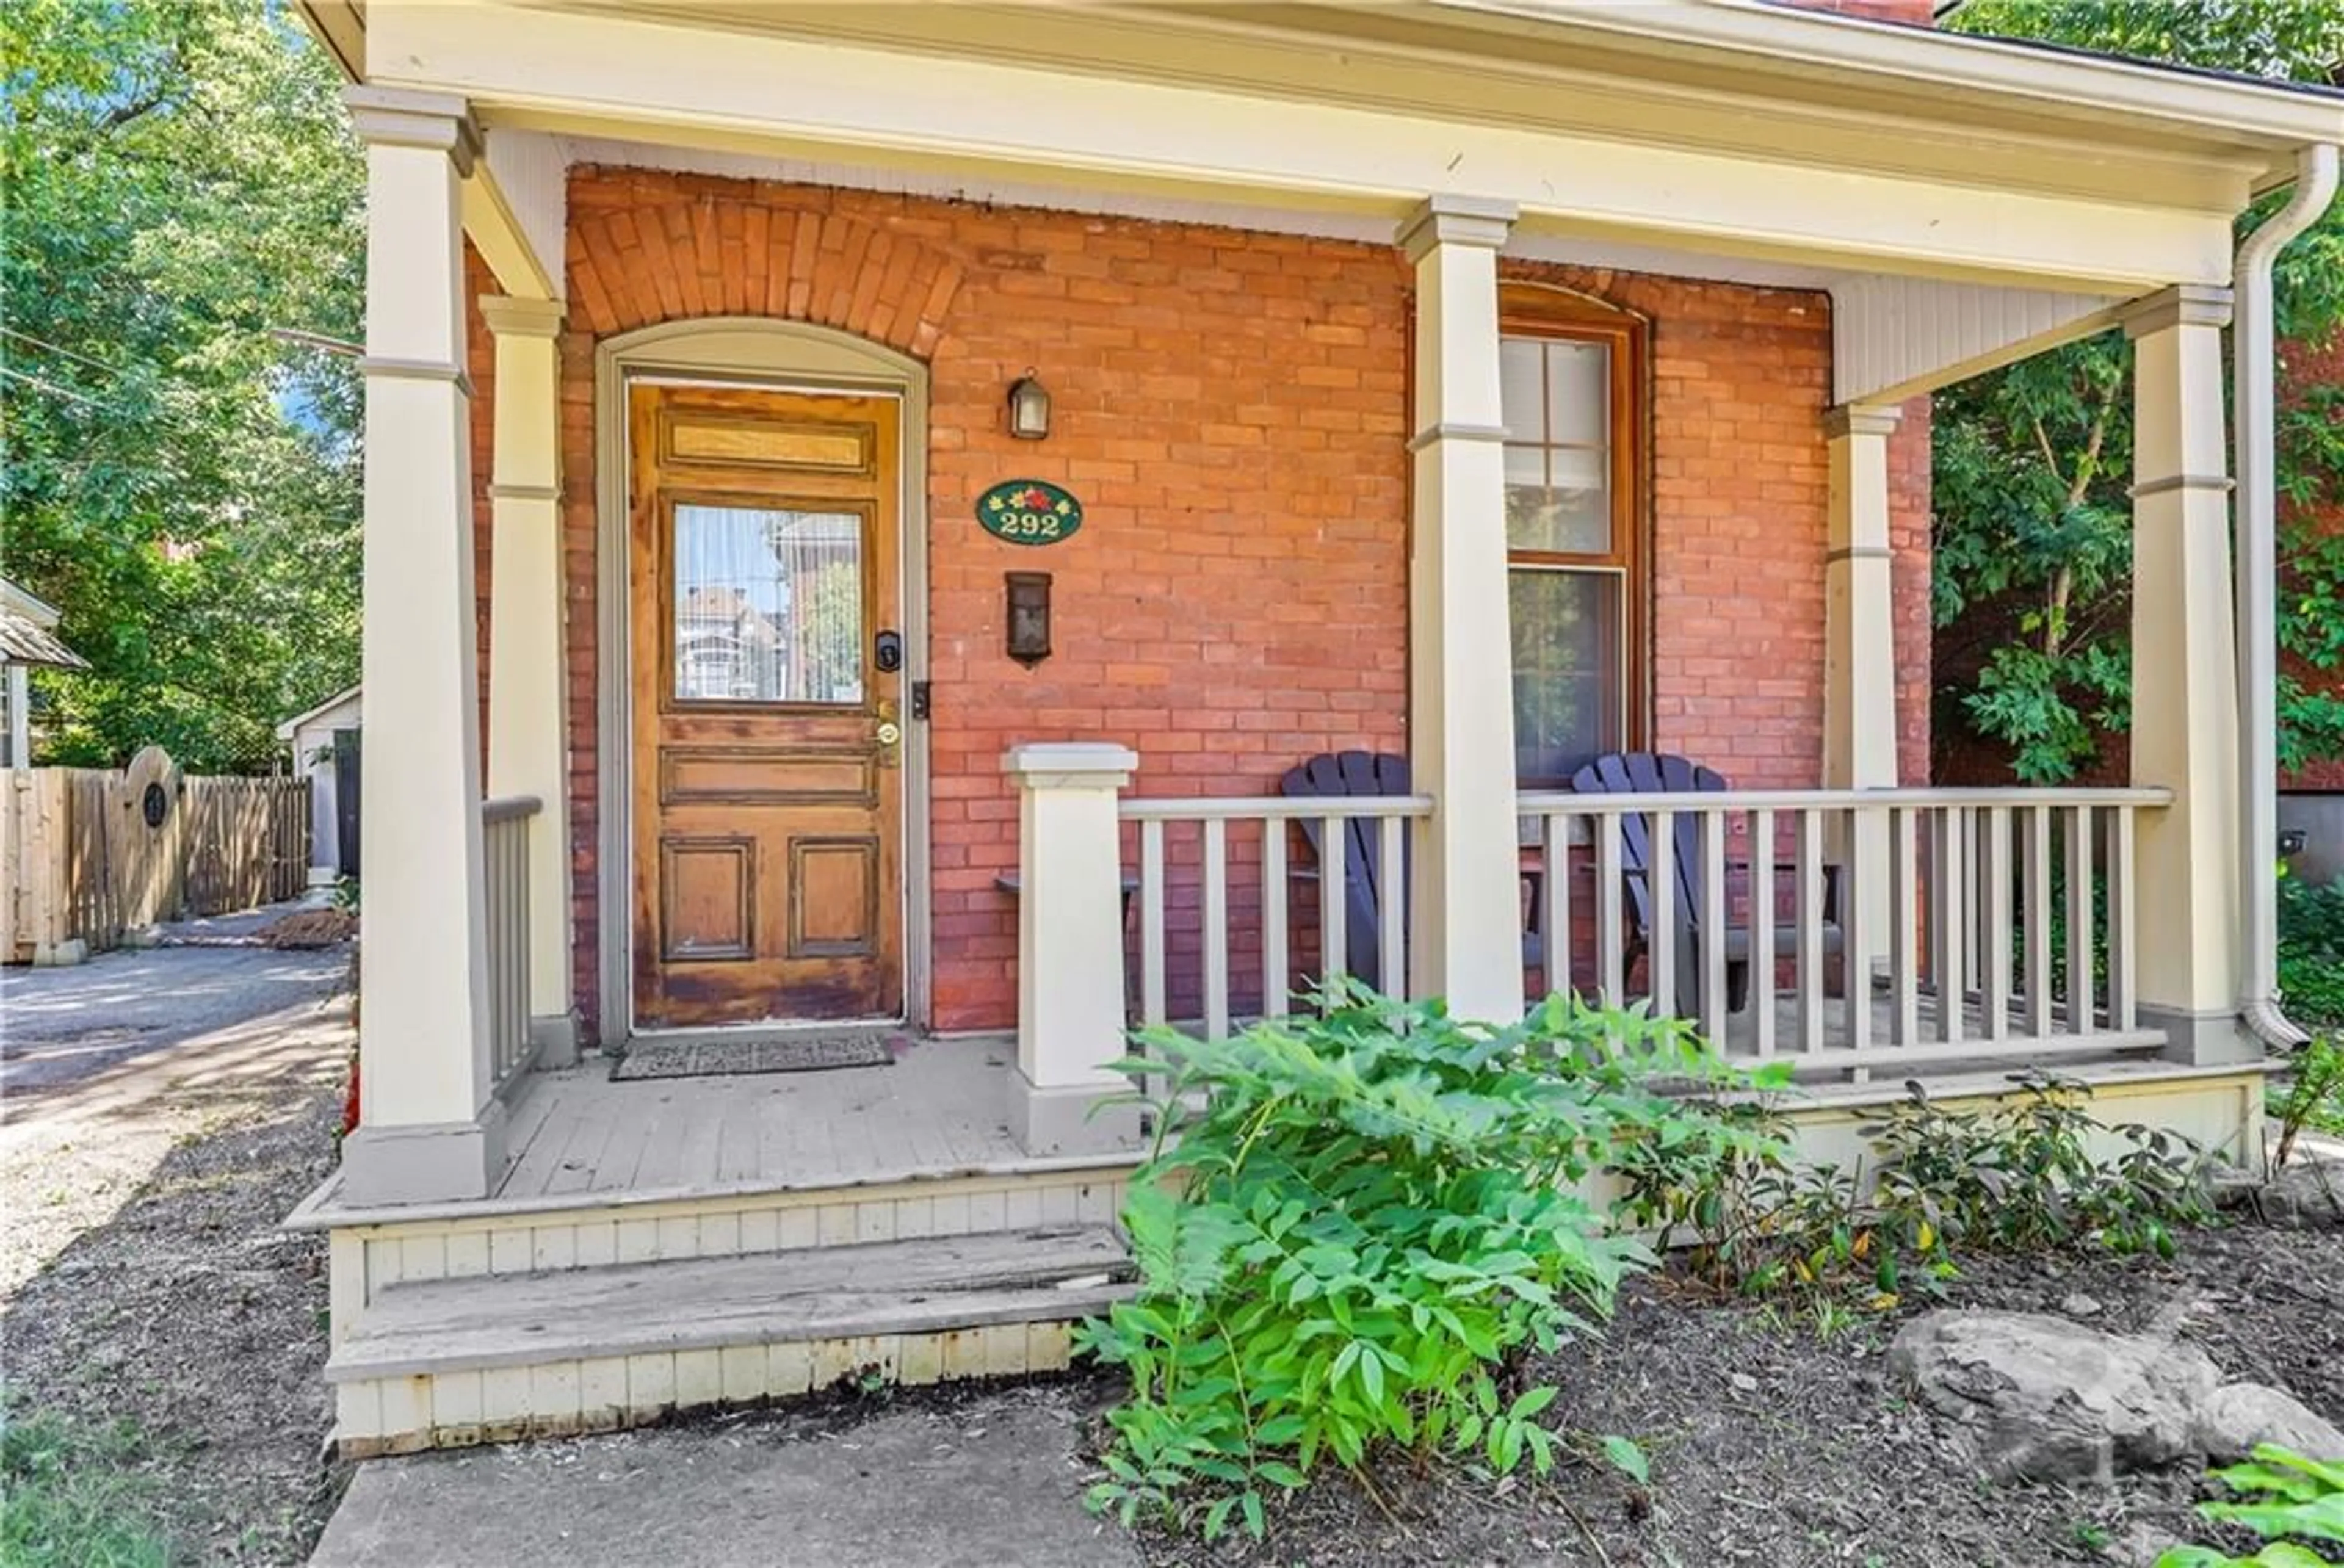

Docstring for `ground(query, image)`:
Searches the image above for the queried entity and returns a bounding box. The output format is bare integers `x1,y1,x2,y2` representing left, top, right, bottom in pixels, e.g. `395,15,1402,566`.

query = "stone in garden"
1888,1310,2221,1484
2193,1383,2344,1464
1728,1371,1759,1393
2257,1158,2344,1230
2060,1292,2103,1318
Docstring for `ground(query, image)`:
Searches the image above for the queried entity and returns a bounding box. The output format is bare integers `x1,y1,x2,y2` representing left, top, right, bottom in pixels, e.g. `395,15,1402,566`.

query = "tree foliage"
1937,0,2344,784
2,0,364,771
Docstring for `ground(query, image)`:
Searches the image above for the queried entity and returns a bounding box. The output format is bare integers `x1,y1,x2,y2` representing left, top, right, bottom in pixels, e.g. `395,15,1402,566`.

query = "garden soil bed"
1127,1217,2344,1568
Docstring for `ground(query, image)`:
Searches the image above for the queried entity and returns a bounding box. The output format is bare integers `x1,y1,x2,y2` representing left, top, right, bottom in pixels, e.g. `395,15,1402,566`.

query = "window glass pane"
1546,340,1610,446
1499,339,1546,441
1510,568,1622,782
1506,448,1611,555
673,504,865,704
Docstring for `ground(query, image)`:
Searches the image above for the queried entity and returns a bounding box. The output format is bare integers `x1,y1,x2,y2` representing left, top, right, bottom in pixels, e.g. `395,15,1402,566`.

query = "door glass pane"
1510,568,1622,782
673,505,864,704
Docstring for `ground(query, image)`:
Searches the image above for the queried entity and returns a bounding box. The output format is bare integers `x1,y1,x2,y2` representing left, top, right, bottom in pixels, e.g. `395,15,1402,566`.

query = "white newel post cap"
1002,742,1139,789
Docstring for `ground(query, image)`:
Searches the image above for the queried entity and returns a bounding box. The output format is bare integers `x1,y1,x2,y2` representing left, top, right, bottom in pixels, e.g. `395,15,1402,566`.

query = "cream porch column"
1823,404,1903,970
1002,743,1140,1157
480,295,575,1065
2124,284,2249,1064
1398,196,1525,1022
341,88,502,1204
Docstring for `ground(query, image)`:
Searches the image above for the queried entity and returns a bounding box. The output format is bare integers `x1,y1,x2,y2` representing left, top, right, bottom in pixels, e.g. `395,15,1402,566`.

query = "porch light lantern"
1005,370,1051,440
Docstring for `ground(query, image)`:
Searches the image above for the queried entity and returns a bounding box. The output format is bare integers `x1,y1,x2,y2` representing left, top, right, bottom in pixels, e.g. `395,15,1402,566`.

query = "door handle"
875,698,902,766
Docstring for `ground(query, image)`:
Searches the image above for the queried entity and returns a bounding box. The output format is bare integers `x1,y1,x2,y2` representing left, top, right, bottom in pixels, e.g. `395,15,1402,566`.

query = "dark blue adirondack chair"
1568,751,1842,1014
1278,751,1542,995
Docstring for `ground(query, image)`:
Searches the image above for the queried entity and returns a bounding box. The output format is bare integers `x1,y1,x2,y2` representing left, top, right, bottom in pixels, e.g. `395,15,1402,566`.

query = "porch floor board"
487,1035,1095,1211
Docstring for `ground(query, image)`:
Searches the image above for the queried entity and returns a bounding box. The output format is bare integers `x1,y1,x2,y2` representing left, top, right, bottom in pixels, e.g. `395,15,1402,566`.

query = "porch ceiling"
347,0,2334,294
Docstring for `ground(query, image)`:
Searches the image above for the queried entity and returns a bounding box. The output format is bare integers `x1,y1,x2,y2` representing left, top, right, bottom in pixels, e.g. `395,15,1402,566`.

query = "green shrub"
1608,1088,1893,1302
2280,873,2344,1029
1618,1072,2218,1312
1075,985,1731,1541
1870,1073,2217,1262
2158,1445,2344,1567
2271,1034,2344,1171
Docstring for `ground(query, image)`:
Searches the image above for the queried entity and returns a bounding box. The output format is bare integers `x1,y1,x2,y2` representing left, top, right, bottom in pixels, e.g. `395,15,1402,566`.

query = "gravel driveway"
1,907,347,1099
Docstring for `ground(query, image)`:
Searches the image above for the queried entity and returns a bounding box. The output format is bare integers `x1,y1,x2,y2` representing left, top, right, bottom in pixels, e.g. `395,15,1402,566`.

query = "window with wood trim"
1499,285,1646,786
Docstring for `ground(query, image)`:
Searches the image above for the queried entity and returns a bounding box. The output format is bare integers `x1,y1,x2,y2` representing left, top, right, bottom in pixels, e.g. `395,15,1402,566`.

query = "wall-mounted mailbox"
1006,571,1052,667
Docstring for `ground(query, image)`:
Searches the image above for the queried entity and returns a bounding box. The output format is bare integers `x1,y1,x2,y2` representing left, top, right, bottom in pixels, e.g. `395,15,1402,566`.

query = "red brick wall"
1890,396,1934,790
2282,327,2344,791
487,168,1927,1040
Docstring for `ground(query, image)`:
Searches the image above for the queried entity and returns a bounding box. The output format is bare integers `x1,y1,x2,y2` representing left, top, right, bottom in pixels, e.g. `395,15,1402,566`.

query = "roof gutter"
2235,142,2339,1052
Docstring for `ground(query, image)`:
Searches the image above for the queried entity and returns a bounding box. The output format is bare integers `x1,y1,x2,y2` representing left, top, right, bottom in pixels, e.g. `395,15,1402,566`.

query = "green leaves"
1599,1433,1650,1487
5,0,364,770
1933,0,2344,787
2157,1446,2344,1567
1082,983,1695,1539
1623,1069,2216,1317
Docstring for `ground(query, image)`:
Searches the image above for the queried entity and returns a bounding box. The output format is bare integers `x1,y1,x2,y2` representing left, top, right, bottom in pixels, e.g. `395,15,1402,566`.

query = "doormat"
610,1033,898,1081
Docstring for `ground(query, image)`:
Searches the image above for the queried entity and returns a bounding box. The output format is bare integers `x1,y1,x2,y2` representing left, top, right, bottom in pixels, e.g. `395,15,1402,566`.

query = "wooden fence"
2,748,308,963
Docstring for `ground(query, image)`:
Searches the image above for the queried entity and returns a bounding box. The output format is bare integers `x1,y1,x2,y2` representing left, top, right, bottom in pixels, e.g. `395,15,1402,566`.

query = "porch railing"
481,794,541,1091
1518,786,2170,1072
1119,794,1433,1039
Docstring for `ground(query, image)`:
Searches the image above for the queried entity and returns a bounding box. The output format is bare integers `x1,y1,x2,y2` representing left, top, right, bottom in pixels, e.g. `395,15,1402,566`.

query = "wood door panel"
659,837,756,962
789,836,880,958
661,415,874,474
660,748,878,809
629,384,903,1030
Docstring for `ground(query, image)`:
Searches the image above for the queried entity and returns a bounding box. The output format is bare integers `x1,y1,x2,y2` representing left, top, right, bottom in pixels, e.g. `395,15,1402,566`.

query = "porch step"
325,1226,1133,1456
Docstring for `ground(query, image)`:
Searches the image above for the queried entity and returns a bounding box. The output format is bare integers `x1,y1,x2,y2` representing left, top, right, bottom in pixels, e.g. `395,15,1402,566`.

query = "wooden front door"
629,383,904,1030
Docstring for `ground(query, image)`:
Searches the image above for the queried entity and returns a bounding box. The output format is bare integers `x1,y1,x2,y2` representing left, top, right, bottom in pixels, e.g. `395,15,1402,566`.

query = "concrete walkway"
309,1391,1140,1568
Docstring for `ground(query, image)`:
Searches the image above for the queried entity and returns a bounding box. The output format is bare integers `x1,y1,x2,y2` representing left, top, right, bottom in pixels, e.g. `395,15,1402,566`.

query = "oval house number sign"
977,479,1082,546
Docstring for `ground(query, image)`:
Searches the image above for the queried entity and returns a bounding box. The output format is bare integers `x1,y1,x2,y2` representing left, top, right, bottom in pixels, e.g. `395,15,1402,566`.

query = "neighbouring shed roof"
277,684,363,741
0,579,86,670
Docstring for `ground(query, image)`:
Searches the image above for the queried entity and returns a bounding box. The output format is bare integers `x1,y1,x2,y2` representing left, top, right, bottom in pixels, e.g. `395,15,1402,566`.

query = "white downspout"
2235,143,2340,1050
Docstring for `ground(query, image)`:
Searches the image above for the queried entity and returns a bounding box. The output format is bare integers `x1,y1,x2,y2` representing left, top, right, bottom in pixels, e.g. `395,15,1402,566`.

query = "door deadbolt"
874,629,903,674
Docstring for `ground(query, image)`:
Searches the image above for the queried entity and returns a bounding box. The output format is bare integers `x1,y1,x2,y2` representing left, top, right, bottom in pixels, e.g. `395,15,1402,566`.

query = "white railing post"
1003,743,1139,1155
339,89,501,1206
1398,195,1527,1022
2124,286,2252,1064
482,294,575,1066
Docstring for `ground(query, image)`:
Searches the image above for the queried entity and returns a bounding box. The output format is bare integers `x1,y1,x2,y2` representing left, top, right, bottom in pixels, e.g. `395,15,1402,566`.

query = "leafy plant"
2281,874,2344,1030
1869,1073,2217,1262
2158,1445,2344,1567
1621,1072,2219,1317
1610,1089,1902,1305
2271,1035,2344,1172
1076,985,1726,1539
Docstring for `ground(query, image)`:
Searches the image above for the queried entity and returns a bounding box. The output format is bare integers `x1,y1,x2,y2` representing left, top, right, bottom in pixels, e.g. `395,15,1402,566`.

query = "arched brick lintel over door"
566,191,969,359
